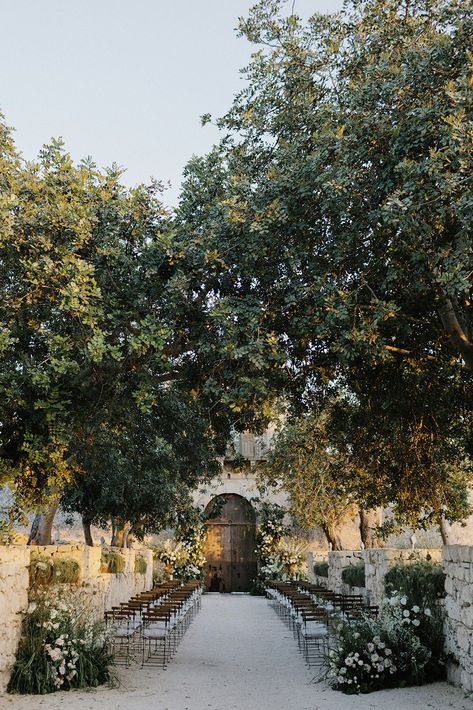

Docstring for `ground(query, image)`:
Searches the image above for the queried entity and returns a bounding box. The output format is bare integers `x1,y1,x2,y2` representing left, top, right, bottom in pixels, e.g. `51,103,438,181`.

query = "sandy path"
2,594,472,710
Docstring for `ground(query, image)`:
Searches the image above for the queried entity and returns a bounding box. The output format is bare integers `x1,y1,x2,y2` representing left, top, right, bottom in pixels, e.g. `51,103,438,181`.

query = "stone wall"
0,544,153,693
90,547,154,613
30,544,153,614
323,548,442,605
328,550,366,598
0,546,30,693
307,551,329,587
443,545,473,692
364,548,441,606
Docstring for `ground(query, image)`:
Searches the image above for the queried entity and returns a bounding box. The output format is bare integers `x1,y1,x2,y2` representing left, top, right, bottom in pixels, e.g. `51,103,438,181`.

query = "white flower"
424,608,432,617
412,619,420,627
403,610,410,617
47,647,62,662
412,605,420,613
400,596,407,605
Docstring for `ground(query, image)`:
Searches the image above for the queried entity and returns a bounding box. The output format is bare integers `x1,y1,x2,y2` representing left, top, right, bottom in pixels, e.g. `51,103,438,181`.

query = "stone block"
457,625,471,654
461,669,473,692
460,605,473,629
461,584,473,604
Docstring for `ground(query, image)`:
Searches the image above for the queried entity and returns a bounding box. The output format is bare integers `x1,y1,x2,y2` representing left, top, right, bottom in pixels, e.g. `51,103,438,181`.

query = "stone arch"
204,493,257,593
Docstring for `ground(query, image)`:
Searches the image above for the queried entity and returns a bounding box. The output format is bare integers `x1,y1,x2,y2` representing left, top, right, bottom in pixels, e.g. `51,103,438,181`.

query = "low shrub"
53,558,80,584
384,561,446,608
328,595,445,694
342,563,365,588
29,556,55,587
101,550,125,574
384,561,446,674
30,556,81,587
313,561,329,577
134,555,147,574
8,589,114,694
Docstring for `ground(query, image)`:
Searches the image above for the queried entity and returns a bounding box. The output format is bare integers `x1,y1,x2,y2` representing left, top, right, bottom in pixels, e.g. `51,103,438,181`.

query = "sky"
0,0,343,206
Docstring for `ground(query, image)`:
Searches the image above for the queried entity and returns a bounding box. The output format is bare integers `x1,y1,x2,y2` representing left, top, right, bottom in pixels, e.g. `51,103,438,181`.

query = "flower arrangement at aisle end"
252,502,309,593
255,502,289,567
152,538,188,579
174,516,207,581
274,536,309,580
328,594,444,694
7,588,114,695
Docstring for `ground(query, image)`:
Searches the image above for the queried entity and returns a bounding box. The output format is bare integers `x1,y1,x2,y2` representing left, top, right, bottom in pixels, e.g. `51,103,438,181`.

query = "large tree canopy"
177,0,473,524
0,116,276,540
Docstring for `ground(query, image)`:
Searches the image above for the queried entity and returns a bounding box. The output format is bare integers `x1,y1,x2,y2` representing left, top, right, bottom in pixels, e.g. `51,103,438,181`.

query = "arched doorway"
204,494,257,593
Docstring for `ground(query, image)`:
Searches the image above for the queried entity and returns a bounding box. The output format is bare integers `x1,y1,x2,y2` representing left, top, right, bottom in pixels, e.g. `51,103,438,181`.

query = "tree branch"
438,298,473,369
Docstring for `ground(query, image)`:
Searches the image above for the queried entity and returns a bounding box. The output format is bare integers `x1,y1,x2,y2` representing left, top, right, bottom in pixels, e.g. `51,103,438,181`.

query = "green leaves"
177,0,473,525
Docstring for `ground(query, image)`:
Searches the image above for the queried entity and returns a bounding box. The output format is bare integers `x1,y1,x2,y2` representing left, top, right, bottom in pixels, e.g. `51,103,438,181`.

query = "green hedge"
134,555,147,574
53,558,80,584
30,557,80,587
384,561,445,607
313,561,329,577
342,563,365,588
101,550,125,574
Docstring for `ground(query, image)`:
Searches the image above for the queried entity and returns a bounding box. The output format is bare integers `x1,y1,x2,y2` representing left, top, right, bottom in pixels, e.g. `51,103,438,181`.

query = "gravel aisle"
2,594,472,710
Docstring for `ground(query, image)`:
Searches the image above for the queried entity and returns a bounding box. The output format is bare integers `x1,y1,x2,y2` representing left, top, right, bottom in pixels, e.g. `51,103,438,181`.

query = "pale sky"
0,0,343,206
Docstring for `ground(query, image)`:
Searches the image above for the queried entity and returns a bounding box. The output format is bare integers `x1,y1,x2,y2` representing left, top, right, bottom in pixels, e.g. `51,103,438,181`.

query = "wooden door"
204,494,257,592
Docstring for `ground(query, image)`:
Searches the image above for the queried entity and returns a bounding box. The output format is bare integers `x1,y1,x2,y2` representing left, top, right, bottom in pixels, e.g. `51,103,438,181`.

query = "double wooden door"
204,494,257,593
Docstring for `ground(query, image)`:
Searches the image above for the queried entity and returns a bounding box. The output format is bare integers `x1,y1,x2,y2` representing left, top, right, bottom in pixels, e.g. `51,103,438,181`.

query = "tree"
0,128,191,541
0,113,283,543
261,407,379,548
61,392,220,546
177,0,473,524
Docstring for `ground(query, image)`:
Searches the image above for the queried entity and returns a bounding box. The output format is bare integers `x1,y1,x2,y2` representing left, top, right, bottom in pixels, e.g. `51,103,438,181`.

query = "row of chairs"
266,582,330,667
297,581,379,620
105,580,202,667
266,581,379,668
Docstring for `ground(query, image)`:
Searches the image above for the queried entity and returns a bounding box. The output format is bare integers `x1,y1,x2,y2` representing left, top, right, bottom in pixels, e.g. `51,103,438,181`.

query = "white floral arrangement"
8,588,113,694
328,593,441,694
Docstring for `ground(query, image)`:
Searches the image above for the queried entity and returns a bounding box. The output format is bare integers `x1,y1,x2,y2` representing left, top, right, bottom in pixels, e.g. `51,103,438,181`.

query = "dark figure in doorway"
209,567,220,592
218,569,225,593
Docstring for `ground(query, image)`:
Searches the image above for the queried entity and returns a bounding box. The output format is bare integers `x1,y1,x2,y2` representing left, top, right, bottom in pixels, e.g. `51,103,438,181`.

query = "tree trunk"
359,508,383,549
322,522,343,550
111,520,131,547
121,524,132,549
28,500,59,545
439,517,450,545
438,297,473,369
82,515,94,546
